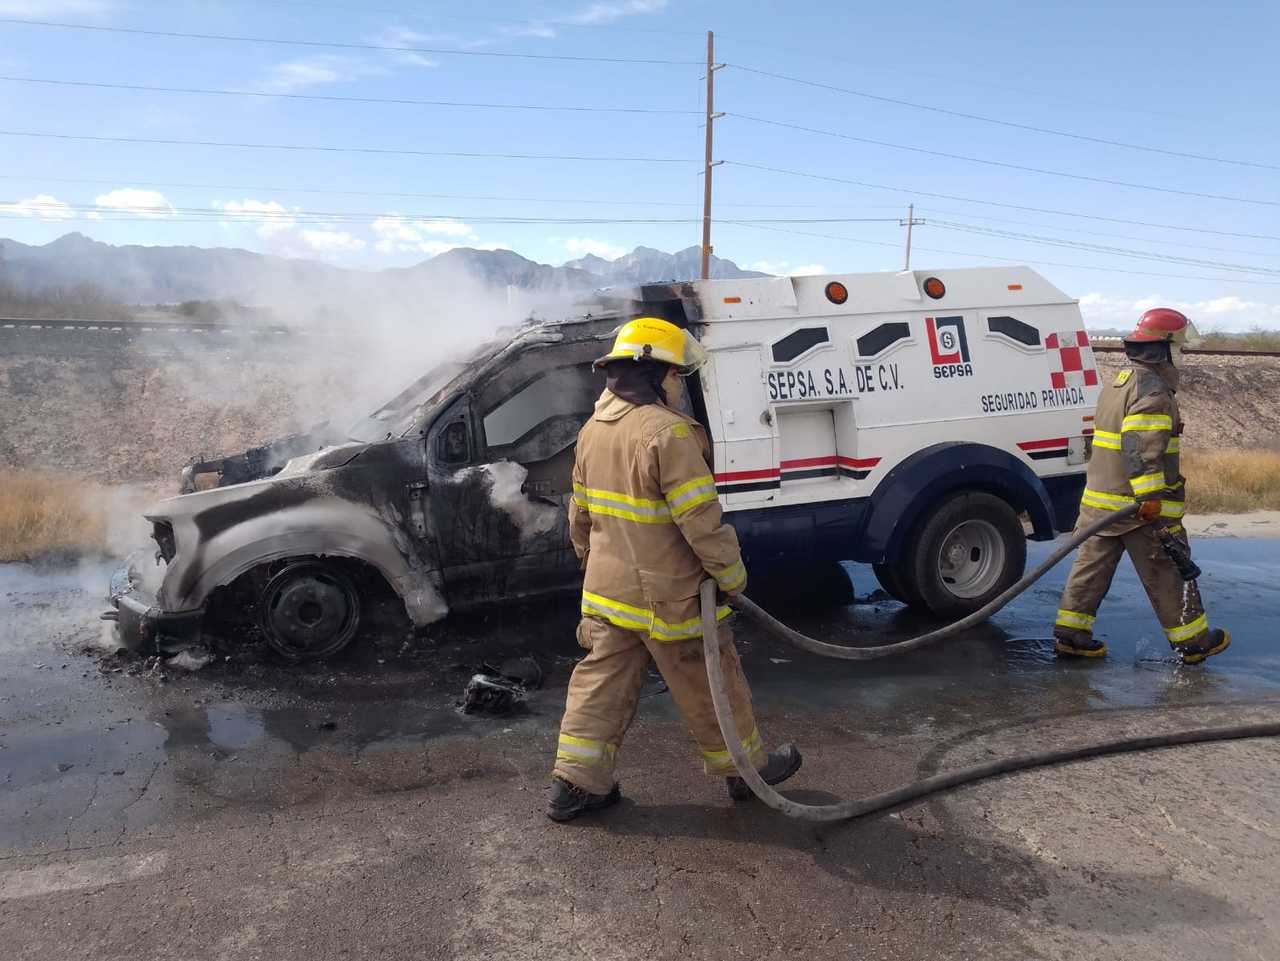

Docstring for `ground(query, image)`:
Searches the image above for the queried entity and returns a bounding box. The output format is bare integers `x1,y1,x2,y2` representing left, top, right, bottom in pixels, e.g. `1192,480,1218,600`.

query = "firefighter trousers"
553,615,767,795
1056,523,1209,649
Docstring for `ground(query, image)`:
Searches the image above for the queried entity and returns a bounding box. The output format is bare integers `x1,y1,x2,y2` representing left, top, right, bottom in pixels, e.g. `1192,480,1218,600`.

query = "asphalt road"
2,539,1279,960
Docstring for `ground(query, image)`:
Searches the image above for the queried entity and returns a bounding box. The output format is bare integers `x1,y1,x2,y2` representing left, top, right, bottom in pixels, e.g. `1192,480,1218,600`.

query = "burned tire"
259,561,362,662
904,491,1026,619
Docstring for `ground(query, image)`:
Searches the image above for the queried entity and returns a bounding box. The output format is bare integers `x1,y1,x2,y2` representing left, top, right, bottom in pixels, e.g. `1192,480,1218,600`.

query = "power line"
722,221,1280,287
189,0,706,37
0,130,692,163
0,75,700,115
0,200,902,226
727,63,1278,171
0,173,908,210
0,17,703,65
914,208,1280,259
727,114,1280,207
927,220,1280,277
725,160,1280,241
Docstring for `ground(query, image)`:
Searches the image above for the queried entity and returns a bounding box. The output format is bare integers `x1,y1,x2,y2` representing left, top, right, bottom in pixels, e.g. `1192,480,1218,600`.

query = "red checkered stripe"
1046,329,1099,390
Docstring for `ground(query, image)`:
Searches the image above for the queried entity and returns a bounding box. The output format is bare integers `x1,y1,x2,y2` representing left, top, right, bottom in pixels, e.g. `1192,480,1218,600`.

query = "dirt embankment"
1,336,1277,487
0,335,355,485
1093,352,1280,451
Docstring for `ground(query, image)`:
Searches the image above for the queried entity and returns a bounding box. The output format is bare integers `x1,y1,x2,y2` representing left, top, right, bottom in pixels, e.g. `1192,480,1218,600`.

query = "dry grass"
0,469,108,562
1198,327,1280,352
1182,450,1280,514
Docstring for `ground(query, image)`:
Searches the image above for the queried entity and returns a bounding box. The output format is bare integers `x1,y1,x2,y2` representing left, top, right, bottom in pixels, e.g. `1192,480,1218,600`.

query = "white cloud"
0,193,74,221
1078,292,1280,333
369,26,477,66
499,22,558,39
372,214,488,254
746,260,827,276
416,218,475,237
298,228,366,254
562,237,628,260
94,188,175,218
0,1,112,14
262,56,377,92
567,0,667,25
213,199,297,237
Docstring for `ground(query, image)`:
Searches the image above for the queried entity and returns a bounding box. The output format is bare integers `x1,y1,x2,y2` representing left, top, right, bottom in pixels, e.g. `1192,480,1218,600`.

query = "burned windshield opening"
346,338,502,442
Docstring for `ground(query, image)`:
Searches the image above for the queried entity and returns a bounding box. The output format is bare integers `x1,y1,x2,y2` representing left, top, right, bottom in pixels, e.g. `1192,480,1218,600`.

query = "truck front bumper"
104,559,204,653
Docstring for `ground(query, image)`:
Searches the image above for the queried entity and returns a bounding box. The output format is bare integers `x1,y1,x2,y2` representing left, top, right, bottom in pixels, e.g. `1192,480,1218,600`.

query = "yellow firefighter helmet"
594,317,708,373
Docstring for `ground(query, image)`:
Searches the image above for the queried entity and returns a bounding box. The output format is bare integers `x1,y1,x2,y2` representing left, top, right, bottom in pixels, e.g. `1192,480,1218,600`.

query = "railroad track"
2,318,1276,357
0,317,301,336
1089,343,1280,358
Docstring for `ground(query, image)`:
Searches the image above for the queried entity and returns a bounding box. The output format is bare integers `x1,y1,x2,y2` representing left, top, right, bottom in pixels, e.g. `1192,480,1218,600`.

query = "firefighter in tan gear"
548,317,802,822
1054,308,1230,664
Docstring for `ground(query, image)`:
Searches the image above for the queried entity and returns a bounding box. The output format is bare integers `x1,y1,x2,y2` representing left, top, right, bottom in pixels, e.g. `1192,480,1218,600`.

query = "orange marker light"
1007,283,1023,291
723,296,742,304
923,277,946,299
824,281,848,305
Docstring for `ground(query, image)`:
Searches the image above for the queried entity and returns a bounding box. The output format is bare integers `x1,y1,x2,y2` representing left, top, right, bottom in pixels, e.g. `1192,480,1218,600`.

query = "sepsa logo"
926,315,970,365
926,315,974,379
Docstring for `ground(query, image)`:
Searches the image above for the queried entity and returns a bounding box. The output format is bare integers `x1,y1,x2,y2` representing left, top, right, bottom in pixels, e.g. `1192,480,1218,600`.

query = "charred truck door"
425,339,604,609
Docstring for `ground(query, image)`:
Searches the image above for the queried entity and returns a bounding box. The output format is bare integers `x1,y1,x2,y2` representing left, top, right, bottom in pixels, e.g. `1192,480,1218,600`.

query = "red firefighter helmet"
1125,307,1191,343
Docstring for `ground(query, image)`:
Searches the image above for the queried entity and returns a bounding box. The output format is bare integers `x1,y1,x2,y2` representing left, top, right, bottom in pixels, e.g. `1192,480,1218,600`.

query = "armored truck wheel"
872,562,916,606
904,491,1026,619
259,560,362,662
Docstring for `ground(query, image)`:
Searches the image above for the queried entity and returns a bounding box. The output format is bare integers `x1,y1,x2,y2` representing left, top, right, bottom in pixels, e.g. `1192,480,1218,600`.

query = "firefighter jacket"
1078,363,1185,536
569,388,746,641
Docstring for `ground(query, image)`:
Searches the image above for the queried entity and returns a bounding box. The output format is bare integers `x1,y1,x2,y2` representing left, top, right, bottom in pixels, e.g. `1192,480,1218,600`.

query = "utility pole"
700,30,724,280
900,203,925,271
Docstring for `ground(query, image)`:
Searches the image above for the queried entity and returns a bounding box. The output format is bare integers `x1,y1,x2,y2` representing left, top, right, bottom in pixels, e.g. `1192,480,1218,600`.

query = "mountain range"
0,233,767,306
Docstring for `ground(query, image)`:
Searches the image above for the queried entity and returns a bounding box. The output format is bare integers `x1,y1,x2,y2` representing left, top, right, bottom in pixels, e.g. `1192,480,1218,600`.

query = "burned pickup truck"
109,312,622,660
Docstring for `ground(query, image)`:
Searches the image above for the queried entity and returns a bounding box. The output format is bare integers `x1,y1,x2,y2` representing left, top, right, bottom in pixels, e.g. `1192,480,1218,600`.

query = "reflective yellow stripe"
1121,414,1173,432
1081,488,1135,510
1160,500,1186,519
573,483,673,524
581,591,731,641
702,728,765,772
1165,523,1184,535
1166,614,1209,645
712,559,747,592
1092,429,1121,450
666,475,719,517
1129,471,1167,496
666,475,715,501
1166,436,1181,454
573,483,669,512
556,734,618,767
1055,609,1096,631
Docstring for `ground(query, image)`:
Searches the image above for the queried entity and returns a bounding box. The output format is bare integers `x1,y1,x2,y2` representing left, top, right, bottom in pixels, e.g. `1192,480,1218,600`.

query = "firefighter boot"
1053,628,1108,658
1178,628,1231,665
546,777,622,823
726,743,803,801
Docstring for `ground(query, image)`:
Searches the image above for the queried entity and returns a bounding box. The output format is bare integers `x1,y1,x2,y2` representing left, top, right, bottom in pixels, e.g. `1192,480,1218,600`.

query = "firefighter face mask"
661,365,690,413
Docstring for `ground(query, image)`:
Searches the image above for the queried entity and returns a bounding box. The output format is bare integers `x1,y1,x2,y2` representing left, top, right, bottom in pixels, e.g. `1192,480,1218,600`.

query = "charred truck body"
110,267,1097,660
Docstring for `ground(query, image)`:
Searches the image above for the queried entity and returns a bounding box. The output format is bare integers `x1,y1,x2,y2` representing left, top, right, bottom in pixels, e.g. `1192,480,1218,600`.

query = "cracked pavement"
3,541,1280,960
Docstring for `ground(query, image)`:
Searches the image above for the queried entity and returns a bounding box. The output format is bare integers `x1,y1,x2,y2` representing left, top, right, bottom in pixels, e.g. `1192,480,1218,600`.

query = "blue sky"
0,0,1277,328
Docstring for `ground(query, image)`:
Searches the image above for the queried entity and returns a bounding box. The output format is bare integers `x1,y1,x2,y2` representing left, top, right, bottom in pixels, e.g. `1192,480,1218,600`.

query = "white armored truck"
109,266,1100,660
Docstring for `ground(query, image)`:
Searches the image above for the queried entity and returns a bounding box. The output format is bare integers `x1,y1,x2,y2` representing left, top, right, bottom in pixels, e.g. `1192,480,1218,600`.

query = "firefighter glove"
1137,499,1162,523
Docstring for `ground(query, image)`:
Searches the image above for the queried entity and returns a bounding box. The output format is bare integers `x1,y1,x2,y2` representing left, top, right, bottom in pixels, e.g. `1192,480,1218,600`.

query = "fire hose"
700,504,1280,822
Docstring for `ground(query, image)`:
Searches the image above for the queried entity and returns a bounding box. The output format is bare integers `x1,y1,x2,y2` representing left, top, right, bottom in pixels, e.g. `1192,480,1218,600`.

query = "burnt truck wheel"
904,491,1026,619
259,561,362,662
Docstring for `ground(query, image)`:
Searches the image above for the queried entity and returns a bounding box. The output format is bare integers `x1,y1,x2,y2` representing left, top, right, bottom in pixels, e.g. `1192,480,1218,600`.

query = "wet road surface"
2,538,1279,960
